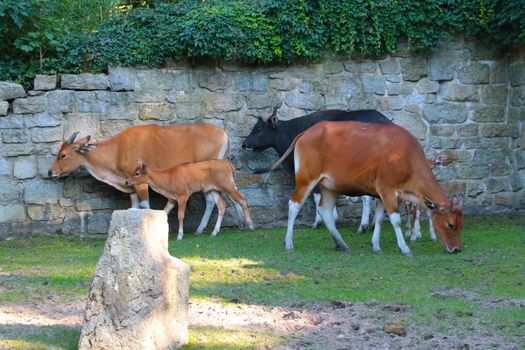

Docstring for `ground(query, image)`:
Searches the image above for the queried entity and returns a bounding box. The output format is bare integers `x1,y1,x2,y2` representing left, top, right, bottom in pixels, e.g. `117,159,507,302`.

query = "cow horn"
67,131,79,145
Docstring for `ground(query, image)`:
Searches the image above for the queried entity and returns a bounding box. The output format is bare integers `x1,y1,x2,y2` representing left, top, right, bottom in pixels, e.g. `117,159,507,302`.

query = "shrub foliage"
1,0,524,87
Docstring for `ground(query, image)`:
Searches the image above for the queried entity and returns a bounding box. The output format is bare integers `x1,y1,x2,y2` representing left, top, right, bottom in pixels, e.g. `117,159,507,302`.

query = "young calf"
125,160,254,240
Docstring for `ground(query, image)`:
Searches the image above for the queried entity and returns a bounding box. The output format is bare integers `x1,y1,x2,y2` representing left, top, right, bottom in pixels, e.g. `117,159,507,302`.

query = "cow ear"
453,194,464,210
424,197,438,210
73,136,96,154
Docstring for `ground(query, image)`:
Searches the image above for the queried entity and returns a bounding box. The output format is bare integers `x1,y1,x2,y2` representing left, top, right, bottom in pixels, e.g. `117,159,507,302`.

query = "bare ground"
1,296,522,349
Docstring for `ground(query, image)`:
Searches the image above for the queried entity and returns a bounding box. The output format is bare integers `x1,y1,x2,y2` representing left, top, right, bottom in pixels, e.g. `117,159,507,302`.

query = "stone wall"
0,40,524,238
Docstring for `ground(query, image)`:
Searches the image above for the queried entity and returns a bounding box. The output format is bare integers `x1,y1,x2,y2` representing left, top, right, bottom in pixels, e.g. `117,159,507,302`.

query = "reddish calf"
268,121,463,255
126,160,254,240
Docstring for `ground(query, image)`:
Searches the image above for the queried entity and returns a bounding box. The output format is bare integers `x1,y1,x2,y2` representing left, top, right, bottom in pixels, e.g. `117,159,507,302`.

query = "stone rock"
383,319,407,336
13,156,37,179
34,75,57,91
390,112,427,140
0,177,21,201
136,69,189,91
24,179,61,204
480,85,508,105
61,74,109,90
86,211,112,234
31,126,63,143
138,103,176,121
27,205,65,221
378,57,400,75
284,92,323,110
25,112,61,128
0,158,10,176
416,78,439,94
510,87,525,107
440,82,478,102
234,72,268,92
480,124,511,138
198,72,233,91
63,113,100,140
0,101,8,116
348,92,378,110
423,102,467,124
400,57,427,81
344,60,377,73
386,82,413,96
108,66,137,91
47,90,76,114
490,61,508,84
0,82,26,100
509,62,525,87
458,62,490,84
361,75,385,95
472,106,505,122
2,129,29,143
429,51,456,81
78,209,189,350
269,76,300,91
378,96,403,111
0,205,26,222
1,144,34,157
203,94,244,113
12,95,46,114
323,60,344,74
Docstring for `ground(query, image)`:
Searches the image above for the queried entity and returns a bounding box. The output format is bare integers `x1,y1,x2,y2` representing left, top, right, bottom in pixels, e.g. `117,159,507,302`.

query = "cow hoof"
211,231,219,237
373,249,383,255
248,224,254,230
195,230,203,236
357,225,368,234
402,251,414,258
335,245,350,253
177,236,183,241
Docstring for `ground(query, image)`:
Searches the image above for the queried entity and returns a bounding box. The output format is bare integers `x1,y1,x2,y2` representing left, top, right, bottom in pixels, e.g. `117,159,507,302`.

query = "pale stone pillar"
78,209,189,350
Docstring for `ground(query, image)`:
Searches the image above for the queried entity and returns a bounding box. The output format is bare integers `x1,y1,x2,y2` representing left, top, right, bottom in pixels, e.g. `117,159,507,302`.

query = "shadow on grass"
0,324,80,350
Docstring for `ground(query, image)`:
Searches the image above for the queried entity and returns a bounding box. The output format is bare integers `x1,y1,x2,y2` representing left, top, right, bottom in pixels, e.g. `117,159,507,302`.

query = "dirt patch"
0,298,522,349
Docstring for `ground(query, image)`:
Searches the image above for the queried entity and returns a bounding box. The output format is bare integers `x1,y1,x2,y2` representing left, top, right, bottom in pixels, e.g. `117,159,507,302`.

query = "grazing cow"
125,160,254,240
241,108,392,232
48,123,230,234
266,121,463,256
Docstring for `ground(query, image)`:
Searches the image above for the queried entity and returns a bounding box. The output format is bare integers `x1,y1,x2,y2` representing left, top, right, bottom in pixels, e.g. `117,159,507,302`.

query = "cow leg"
357,195,371,234
371,201,385,253
135,183,150,209
411,207,422,242
163,200,176,214
404,203,413,238
312,193,322,228
232,201,246,230
389,212,413,256
427,210,437,241
130,193,140,209
224,188,254,230
176,196,188,241
210,192,226,237
195,193,216,235
318,190,349,252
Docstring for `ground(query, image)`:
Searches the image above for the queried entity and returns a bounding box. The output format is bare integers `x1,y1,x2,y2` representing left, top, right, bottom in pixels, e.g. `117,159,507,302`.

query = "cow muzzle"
48,169,59,179
446,247,462,254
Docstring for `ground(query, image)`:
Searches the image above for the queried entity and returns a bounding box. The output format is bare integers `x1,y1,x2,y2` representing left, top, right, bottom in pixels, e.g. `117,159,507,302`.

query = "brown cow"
267,121,463,256
125,160,254,240
48,123,230,234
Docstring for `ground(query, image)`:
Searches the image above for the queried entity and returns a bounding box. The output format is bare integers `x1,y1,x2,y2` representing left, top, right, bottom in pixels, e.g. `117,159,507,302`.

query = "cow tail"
261,132,304,184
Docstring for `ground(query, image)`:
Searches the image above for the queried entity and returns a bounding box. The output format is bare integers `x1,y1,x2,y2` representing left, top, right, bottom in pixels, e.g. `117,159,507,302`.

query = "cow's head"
241,106,280,152
125,160,149,186
426,195,464,253
48,132,96,178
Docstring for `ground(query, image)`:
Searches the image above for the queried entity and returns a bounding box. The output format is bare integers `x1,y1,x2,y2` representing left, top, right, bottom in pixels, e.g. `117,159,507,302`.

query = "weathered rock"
235,72,268,92
23,179,62,204
27,205,65,221
400,57,427,81
423,102,468,124
480,85,508,105
13,156,37,179
0,205,26,222
108,66,137,91
0,82,26,100
30,126,63,143
198,72,233,91
0,177,21,201
509,62,525,86
284,92,323,110
47,90,76,114
344,60,377,73
203,94,244,113
472,106,505,122
78,209,189,350
386,82,413,96
429,51,456,81
383,319,407,336
440,82,479,102
510,87,525,107
2,129,29,143
34,75,57,91
458,62,490,84
0,101,8,116
136,69,189,91
25,112,61,128
416,78,439,94
379,57,400,75
62,74,109,90
323,60,345,75
12,95,46,114
86,211,112,234
361,75,386,95
63,113,100,140
490,61,508,84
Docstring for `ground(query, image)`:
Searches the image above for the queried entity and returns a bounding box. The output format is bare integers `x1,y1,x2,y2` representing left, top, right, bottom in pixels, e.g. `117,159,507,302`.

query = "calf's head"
428,196,464,253
125,161,150,186
48,132,95,178
241,107,279,152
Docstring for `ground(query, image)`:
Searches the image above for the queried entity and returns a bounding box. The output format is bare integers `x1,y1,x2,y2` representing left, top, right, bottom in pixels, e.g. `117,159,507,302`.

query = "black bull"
241,108,393,231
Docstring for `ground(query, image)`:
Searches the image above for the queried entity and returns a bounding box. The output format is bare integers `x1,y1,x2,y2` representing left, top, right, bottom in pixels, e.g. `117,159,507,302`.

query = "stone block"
12,95,46,114
429,51,456,81
76,91,101,113
246,93,275,110
348,92,378,110
378,57,400,75
198,72,233,91
509,62,525,86
25,112,61,128
0,205,26,222
510,87,525,107
423,102,467,124
378,96,403,111
430,125,455,137
458,62,490,84
0,82,26,100
456,124,479,137
30,126,63,143
34,75,57,91
0,115,24,129
400,57,427,81
76,197,115,211
472,106,505,122
440,82,479,102
37,156,55,178
416,78,439,94
136,69,190,91
480,85,508,105
0,101,8,116
27,205,65,221
238,186,275,207
323,60,345,74
490,61,508,84
386,82,413,95
2,129,29,143
486,177,510,193
87,211,112,234
13,156,37,179
0,158,10,176
1,144,34,157
24,179,61,204
0,177,21,202
203,94,244,113
344,60,377,74
63,112,100,140
480,124,511,138
108,66,137,91
269,76,300,91
360,75,385,95
390,112,427,140
234,73,268,92
61,74,109,90
283,92,323,110
47,90,76,114
78,210,189,350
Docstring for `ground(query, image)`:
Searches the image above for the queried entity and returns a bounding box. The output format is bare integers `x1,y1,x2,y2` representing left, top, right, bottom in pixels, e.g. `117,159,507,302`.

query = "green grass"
0,214,524,349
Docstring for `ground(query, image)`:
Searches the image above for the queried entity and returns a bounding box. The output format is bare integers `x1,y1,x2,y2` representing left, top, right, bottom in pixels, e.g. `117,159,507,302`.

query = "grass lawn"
0,213,524,349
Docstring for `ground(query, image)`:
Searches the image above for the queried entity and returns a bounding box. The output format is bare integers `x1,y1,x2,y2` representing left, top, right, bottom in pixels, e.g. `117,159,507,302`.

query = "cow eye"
59,154,66,159
448,222,454,229
135,172,140,176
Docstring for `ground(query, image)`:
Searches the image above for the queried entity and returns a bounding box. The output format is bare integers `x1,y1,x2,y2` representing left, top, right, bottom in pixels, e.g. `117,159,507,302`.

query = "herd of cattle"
47,109,464,256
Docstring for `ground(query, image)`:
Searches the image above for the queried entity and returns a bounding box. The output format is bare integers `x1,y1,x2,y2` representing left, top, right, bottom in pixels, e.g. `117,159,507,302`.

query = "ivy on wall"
1,0,524,88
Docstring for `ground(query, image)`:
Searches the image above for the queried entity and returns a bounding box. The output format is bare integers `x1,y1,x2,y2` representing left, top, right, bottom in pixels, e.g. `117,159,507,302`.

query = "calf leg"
404,203,413,238
411,207,422,242
380,193,412,256
312,193,322,228
286,180,318,251
210,192,226,237
135,183,151,209
427,210,437,241
195,193,216,235
357,195,371,234
176,196,188,241
224,188,254,230
371,201,385,253
318,190,349,251
130,193,140,209
164,200,176,214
